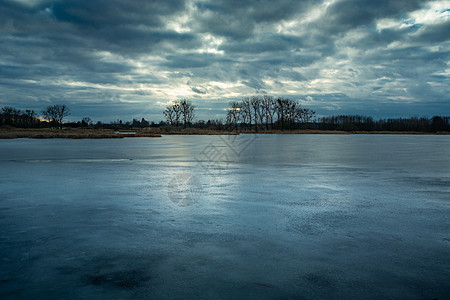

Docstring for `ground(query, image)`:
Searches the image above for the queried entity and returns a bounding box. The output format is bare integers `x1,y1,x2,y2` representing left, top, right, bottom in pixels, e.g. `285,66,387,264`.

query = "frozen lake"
1,134,449,299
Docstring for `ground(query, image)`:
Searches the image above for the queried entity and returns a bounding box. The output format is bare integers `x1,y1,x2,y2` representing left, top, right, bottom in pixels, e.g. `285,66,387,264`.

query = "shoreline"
1,128,449,139
0,128,161,139
241,130,450,135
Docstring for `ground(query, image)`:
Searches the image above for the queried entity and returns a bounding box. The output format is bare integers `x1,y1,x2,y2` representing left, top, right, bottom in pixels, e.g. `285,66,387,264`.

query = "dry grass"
136,127,239,135
1,127,447,139
0,128,161,139
247,130,450,135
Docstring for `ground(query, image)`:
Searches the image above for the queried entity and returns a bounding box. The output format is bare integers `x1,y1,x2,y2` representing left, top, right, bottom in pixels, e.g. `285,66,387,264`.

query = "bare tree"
163,105,174,125
275,98,304,130
179,99,195,128
81,117,92,127
262,95,275,130
275,98,287,130
286,100,298,129
164,100,194,127
301,108,315,128
250,96,261,132
164,104,176,126
25,110,37,126
1,106,21,125
173,102,182,126
42,104,70,128
226,101,241,131
241,97,252,130
257,96,266,129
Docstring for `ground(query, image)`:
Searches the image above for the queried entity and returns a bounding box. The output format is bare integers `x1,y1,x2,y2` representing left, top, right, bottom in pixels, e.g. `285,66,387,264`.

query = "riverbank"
1,128,449,139
0,128,161,139
247,129,450,135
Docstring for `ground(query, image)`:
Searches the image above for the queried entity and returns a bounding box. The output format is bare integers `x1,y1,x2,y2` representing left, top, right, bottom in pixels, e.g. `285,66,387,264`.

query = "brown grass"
0,128,161,139
136,127,239,135
245,130,449,135
1,127,447,139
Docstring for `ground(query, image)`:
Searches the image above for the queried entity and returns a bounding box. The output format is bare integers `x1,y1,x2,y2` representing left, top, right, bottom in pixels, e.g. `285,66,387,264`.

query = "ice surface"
0,135,449,299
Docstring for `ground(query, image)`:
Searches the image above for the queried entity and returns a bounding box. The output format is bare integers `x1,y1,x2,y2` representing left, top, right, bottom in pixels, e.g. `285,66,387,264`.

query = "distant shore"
1,128,449,139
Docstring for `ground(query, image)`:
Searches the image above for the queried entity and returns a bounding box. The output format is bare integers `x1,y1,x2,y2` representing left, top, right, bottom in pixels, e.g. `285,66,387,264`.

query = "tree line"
317,115,450,132
2,99,449,133
0,106,41,128
162,96,449,132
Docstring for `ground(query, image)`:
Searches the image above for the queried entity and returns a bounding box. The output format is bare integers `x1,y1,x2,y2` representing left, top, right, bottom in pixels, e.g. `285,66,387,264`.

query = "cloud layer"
1,0,449,121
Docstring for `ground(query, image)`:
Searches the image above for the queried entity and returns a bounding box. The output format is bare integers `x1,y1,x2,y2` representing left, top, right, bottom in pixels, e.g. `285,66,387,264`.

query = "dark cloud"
412,20,450,43
219,34,303,54
191,87,206,94
323,0,427,34
49,0,185,28
192,0,318,40
162,53,222,69
242,78,266,90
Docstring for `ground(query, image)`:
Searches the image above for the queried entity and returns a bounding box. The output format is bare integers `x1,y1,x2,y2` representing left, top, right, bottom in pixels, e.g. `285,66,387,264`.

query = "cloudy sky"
1,0,449,122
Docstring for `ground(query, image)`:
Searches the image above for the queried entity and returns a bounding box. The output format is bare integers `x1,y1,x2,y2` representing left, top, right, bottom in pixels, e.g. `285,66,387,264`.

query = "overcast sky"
1,0,449,122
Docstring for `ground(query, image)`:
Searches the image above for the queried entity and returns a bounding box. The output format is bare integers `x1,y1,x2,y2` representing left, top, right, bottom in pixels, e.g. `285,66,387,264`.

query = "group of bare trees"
1,104,70,128
226,96,315,131
161,96,315,131
163,100,195,128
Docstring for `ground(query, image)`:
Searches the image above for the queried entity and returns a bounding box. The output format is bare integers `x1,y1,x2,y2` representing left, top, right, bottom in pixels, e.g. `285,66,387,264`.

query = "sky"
0,0,449,122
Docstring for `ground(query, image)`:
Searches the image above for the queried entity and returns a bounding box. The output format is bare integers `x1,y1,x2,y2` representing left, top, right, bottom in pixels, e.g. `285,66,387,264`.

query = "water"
0,135,449,299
